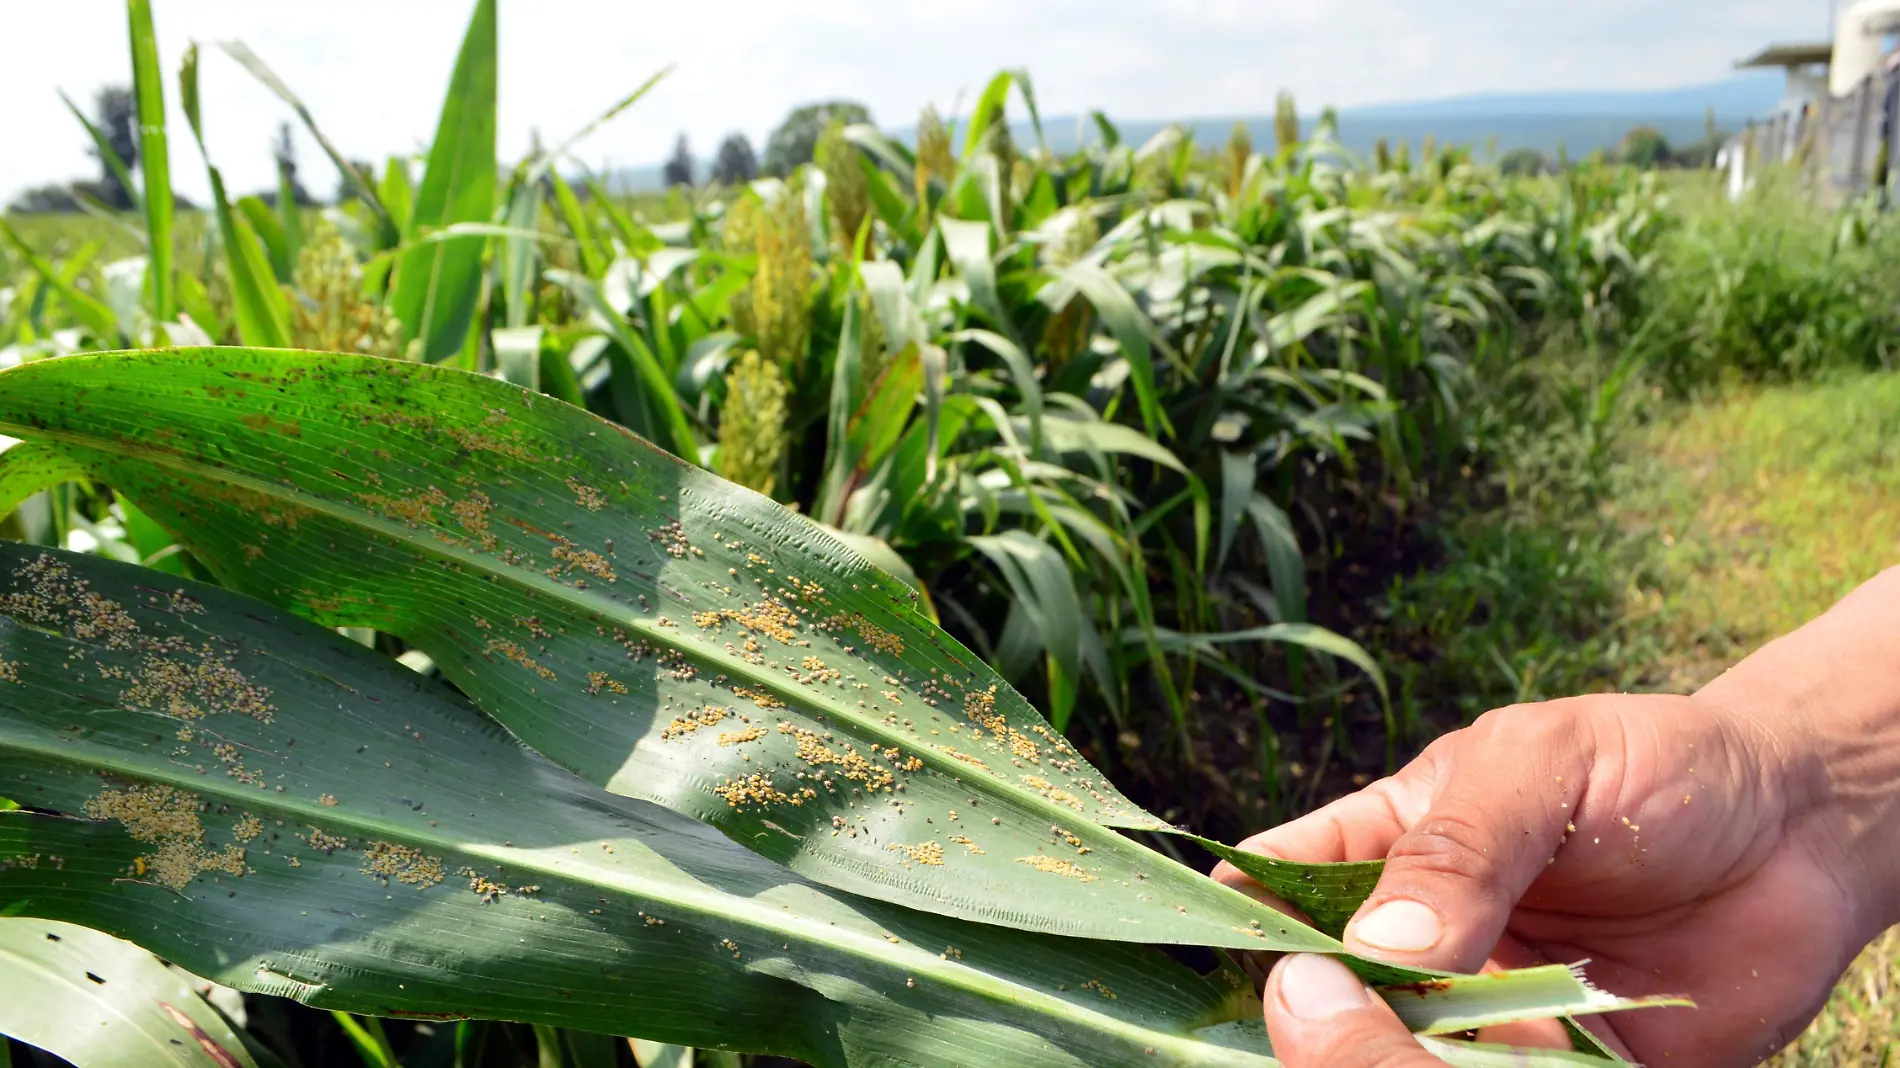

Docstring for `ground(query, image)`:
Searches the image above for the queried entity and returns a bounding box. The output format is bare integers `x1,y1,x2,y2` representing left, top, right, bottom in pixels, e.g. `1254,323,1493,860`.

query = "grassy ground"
1620,371,1900,1064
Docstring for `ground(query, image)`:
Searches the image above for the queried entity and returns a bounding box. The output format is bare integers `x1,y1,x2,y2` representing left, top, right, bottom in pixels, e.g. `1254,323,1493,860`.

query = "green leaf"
962,71,1014,160
846,342,924,479
547,269,703,465
0,442,91,524
1244,494,1307,625
1148,624,1386,706
275,165,305,273
938,219,1014,342
214,39,394,242
498,174,542,330
551,170,608,276
1189,845,1382,938
0,221,122,344
0,545,1281,1068
537,68,674,180
1215,452,1252,574
58,89,141,215
1049,264,1169,439
950,329,1042,453
389,0,498,362
0,352,1673,1054
332,1013,398,1068
0,919,257,1068
237,196,293,284
1382,965,1690,1038
178,43,291,350
0,348,1338,957
379,156,414,237
127,0,174,322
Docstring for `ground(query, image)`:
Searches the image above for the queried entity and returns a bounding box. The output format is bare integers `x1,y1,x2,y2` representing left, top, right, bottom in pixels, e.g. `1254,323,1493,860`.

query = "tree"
710,132,759,186
273,122,315,206
762,101,871,176
90,86,139,209
6,184,82,214
1499,147,1548,176
1617,125,1673,169
334,159,376,207
662,133,696,188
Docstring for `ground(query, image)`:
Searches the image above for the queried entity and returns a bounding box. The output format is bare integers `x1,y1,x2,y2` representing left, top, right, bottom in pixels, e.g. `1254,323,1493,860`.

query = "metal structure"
1727,4,1900,202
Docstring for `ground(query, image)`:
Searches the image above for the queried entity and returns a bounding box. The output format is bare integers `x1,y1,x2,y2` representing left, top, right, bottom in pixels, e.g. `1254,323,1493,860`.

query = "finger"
1264,953,1443,1068
1341,705,1593,974
1212,774,1433,893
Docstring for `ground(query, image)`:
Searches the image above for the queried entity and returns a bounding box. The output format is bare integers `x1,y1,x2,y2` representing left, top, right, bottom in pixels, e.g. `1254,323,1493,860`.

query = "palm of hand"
1219,694,1866,1068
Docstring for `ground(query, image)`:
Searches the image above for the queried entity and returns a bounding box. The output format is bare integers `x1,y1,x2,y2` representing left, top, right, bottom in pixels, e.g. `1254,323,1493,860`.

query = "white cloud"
1,0,1827,206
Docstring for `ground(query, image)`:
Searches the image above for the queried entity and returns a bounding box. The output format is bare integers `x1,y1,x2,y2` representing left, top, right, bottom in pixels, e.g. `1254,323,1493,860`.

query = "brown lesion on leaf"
712,772,816,810
819,611,904,656
360,486,449,528
1021,776,1084,811
449,492,498,550
0,660,17,683
1017,855,1095,882
932,744,989,770
566,478,608,512
585,671,628,695
730,685,783,709
888,841,945,866
361,841,445,890
457,865,510,903
82,781,248,890
238,412,304,438
207,483,311,530
547,536,615,582
484,639,556,680
660,706,729,740
778,723,895,791
303,827,349,852
695,599,802,644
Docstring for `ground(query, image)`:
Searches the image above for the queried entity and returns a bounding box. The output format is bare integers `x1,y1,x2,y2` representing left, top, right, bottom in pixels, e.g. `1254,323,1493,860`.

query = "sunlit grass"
1612,371,1900,1064
1620,370,1900,691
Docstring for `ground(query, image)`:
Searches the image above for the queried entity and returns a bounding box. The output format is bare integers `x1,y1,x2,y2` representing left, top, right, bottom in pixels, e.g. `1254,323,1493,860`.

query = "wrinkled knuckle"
1386,810,1501,888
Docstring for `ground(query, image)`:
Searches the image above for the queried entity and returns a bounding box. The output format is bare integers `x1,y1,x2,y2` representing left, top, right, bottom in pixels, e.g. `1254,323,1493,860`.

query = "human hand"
1219,567,1900,1068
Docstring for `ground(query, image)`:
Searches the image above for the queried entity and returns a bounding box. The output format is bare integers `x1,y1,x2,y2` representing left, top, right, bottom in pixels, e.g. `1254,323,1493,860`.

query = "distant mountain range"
610,72,1785,191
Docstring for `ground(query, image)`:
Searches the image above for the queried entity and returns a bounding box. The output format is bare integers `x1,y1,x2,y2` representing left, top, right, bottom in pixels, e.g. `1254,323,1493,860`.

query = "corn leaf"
0,919,257,1068
214,39,394,243
178,44,290,349
126,0,174,321
57,89,141,215
1384,964,1691,1037
0,545,1280,1068
0,221,122,345
0,348,1342,957
388,0,497,362
0,351,1675,1054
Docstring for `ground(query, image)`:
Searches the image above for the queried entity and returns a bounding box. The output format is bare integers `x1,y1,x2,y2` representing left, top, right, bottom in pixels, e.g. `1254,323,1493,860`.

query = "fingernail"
1275,953,1373,1020
1349,899,1443,953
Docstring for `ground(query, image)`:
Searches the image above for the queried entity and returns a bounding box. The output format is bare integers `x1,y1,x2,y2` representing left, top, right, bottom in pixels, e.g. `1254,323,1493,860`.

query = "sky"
1,0,1833,206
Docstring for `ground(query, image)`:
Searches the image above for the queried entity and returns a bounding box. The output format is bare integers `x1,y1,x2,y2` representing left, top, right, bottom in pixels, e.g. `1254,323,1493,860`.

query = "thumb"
1264,954,1443,1068
1342,708,1586,973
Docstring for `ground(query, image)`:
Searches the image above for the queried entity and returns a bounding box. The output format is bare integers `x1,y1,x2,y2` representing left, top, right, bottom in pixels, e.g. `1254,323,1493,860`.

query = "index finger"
1212,773,1433,892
